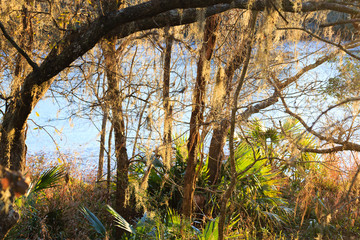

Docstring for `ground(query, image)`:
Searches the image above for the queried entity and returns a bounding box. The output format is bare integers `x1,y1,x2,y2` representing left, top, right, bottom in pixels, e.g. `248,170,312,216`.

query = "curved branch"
311,97,360,130
4,0,360,160
280,94,360,154
239,51,336,120
0,21,39,70
302,145,359,153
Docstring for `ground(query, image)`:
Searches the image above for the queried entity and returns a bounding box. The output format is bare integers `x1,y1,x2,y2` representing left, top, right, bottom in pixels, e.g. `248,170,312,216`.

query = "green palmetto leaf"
198,218,219,240
167,208,181,226
31,165,67,193
79,206,106,237
106,205,134,233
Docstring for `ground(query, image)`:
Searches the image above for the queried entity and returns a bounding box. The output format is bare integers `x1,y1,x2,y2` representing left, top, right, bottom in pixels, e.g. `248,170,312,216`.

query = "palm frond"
32,165,67,193
106,205,134,233
79,206,106,236
199,218,219,240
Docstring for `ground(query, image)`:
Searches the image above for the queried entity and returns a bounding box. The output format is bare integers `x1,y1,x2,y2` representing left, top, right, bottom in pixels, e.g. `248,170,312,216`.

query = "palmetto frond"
79,206,107,237
27,165,67,194
107,205,134,233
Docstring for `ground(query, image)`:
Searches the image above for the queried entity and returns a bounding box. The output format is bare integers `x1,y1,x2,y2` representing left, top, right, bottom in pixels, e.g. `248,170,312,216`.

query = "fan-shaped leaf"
79,206,106,236
32,165,66,192
107,205,134,233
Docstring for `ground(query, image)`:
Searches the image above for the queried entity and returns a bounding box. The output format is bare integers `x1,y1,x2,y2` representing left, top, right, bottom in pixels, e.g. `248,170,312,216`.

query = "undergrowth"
5,140,360,239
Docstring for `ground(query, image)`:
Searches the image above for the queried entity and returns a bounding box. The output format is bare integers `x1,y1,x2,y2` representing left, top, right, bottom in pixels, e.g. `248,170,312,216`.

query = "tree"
182,14,219,218
1,0,360,238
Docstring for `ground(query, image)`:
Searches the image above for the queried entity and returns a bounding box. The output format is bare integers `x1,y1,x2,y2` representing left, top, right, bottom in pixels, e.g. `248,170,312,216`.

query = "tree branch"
320,18,360,28
6,0,360,140
279,94,360,154
239,51,336,121
302,144,360,153
0,21,39,70
277,27,360,61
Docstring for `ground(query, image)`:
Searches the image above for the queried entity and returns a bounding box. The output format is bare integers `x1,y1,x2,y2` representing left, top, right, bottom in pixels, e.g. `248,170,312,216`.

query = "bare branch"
277,27,360,61
0,21,39,70
279,94,360,153
302,145,360,153
320,18,360,28
278,53,337,89
311,97,360,130
239,52,336,121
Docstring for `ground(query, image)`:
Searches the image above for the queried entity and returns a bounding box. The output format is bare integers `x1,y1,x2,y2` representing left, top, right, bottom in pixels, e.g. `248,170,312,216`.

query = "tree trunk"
101,36,129,238
207,12,259,185
0,4,33,171
217,11,258,240
0,165,29,239
107,125,113,202
182,15,219,218
207,121,229,185
0,75,47,174
98,1,130,234
0,205,19,240
97,109,108,181
162,28,174,170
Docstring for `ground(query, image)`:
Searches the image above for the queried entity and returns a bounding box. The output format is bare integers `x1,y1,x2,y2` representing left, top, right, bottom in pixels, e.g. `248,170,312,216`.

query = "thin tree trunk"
182,15,219,218
218,12,258,240
97,109,108,181
107,125,113,202
162,28,174,170
98,5,128,232
101,35,129,239
207,121,229,185
132,98,149,157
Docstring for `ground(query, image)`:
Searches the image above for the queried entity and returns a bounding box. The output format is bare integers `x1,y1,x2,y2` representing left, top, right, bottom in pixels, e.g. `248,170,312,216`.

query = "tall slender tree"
182,14,220,218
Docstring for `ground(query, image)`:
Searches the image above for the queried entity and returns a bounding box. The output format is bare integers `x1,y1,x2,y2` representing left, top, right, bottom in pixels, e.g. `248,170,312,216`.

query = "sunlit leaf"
32,165,66,192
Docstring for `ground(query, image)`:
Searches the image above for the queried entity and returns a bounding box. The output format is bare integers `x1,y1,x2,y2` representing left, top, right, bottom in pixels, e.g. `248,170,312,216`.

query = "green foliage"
230,141,290,232
107,205,134,234
29,165,67,193
80,205,198,240
79,206,107,237
323,56,360,100
6,165,68,239
302,218,339,239
278,117,319,179
9,119,360,239
198,218,219,240
7,162,110,240
147,136,188,211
